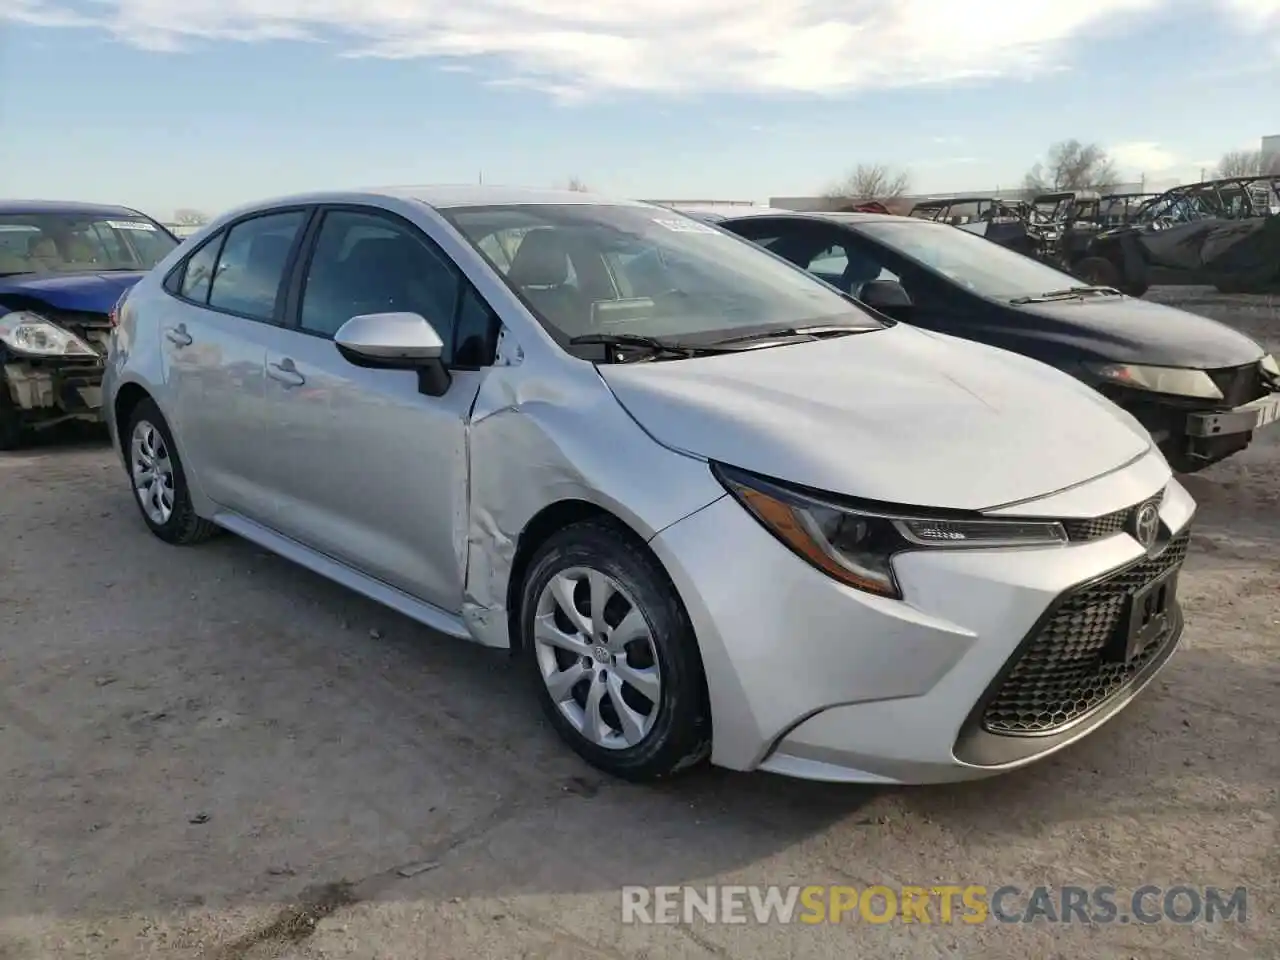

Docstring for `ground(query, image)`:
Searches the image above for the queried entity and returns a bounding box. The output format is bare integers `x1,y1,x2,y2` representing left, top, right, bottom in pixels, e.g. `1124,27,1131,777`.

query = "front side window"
441,204,882,343
207,211,306,321
0,212,178,276
298,210,462,355
851,219,1096,302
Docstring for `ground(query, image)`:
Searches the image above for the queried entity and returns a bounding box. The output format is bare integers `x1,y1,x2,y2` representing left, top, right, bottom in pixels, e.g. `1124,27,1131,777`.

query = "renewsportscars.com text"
620,884,1248,925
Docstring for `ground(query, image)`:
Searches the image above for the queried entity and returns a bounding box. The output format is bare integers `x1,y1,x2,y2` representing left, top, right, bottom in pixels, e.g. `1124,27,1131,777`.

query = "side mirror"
857,279,913,320
334,312,451,396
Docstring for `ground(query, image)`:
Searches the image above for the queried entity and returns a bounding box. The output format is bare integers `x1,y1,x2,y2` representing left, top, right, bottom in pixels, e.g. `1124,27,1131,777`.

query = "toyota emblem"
1132,500,1161,552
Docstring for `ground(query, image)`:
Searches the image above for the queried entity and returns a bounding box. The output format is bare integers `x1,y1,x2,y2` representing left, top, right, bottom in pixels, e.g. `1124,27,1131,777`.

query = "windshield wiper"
707,323,875,346
1010,285,1122,304
567,332,738,361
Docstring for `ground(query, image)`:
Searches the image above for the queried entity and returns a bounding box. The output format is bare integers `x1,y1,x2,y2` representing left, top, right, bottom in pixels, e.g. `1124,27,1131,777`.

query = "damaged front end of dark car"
0,202,179,449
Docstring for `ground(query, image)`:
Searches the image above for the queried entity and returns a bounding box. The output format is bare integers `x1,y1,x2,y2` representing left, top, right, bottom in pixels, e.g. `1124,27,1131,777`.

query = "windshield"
854,220,1099,301
440,203,883,344
0,212,178,276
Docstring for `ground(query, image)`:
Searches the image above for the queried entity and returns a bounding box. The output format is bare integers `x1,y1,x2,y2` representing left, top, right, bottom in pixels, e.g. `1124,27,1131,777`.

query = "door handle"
267,358,306,387
165,324,193,347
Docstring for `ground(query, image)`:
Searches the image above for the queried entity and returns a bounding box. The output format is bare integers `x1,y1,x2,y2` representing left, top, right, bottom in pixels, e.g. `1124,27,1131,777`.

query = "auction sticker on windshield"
652,218,721,234
106,220,157,231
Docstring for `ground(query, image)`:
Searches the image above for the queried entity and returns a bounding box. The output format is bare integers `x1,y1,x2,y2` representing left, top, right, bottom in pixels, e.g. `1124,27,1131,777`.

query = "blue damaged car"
0,200,180,448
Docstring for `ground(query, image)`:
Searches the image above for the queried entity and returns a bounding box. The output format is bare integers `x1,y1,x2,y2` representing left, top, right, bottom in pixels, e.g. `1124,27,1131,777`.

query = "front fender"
461,359,726,648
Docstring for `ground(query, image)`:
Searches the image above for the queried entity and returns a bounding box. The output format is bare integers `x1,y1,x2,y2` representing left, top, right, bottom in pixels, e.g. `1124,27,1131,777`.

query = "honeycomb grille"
1062,489,1164,543
981,530,1190,736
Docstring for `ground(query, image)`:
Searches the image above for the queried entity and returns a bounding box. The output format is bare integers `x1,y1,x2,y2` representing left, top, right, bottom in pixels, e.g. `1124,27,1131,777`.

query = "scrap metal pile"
909,175,1280,297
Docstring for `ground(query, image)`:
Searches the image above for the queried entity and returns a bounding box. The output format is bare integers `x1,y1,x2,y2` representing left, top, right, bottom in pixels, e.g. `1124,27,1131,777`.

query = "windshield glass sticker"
652,218,721,234
106,220,157,231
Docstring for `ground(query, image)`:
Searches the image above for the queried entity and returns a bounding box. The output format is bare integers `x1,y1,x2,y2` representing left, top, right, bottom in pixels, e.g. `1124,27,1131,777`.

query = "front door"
262,206,492,613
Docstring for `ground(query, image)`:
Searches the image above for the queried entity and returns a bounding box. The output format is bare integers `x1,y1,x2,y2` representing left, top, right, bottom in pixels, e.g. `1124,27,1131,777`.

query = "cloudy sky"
1,0,1277,218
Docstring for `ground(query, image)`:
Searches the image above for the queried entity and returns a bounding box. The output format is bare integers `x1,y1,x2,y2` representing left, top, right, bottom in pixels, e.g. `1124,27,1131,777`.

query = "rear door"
158,207,311,521
259,205,498,613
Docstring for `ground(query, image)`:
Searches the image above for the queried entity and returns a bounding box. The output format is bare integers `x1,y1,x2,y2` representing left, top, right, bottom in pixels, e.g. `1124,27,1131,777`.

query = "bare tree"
1023,140,1119,193
173,208,209,225
1215,149,1280,177
565,176,590,193
823,163,912,203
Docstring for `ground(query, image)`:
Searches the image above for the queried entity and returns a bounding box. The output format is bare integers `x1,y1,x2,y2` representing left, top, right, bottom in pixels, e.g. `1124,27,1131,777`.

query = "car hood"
0,271,147,314
599,324,1153,511
1013,294,1263,368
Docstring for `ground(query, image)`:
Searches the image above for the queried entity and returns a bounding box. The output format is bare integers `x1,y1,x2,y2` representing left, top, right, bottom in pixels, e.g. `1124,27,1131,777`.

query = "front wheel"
125,399,220,545
519,519,711,781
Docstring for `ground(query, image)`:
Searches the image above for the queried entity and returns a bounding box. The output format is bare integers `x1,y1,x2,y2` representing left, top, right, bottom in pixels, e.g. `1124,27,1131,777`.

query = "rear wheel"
125,399,220,545
1075,256,1150,297
519,518,711,781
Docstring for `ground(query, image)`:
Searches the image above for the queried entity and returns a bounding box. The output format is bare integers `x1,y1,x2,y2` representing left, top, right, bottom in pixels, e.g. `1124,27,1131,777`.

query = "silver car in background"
104,187,1195,784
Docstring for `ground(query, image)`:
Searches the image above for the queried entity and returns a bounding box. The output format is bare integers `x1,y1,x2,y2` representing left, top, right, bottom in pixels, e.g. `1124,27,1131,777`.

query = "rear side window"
178,234,222,303
207,211,306,321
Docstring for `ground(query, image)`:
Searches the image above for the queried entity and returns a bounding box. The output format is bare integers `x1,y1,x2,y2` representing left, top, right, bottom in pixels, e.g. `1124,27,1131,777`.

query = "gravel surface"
1,288,1276,959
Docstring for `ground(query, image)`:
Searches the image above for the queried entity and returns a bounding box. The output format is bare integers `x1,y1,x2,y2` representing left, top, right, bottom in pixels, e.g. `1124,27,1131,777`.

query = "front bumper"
649,454,1195,784
2,354,105,427
1185,392,1280,438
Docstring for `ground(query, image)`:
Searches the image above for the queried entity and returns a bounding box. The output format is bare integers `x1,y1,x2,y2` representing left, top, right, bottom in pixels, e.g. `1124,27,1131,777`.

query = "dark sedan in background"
714,210,1280,473
0,200,178,448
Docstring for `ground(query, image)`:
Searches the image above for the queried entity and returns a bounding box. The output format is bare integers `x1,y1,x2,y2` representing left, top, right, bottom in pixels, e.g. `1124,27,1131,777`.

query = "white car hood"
599,324,1152,511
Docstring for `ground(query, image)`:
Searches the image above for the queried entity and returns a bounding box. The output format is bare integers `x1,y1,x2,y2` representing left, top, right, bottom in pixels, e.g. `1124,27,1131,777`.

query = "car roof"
910,197,995,206
0,199,147,217
663,204,792,220
216,185,659,216
720,210,917,227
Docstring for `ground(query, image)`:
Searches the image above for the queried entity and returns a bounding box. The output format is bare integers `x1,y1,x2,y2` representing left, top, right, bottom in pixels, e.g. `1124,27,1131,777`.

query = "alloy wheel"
533,566,663,750
130,420,175,526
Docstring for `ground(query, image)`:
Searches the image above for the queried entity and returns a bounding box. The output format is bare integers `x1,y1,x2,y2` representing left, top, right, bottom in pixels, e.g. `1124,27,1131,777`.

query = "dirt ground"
1,288,1276,960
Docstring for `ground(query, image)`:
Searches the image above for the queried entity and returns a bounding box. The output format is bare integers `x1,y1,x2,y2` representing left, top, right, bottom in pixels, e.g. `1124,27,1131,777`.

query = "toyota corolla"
104,187,1195,784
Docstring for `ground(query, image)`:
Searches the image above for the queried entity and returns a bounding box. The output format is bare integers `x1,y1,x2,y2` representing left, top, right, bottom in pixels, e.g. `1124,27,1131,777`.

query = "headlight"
1262,353,1279,386
0,311,97,358
1084,362,1223,400
713,464,1067,599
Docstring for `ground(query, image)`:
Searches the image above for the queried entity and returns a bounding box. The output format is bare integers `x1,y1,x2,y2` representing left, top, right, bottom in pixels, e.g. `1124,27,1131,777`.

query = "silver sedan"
104,186,1195,783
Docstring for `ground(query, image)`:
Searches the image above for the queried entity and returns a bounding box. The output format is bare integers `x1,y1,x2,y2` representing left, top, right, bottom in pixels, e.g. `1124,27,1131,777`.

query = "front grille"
1062,489,1164,542
980,530,1190,736
1207,364,1266,408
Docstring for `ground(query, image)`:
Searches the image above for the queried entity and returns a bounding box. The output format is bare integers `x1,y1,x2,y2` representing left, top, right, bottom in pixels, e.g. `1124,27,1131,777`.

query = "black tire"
518,518,711,782
124,398,220,545
1076,256,1148,297
1075,256,1122,289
